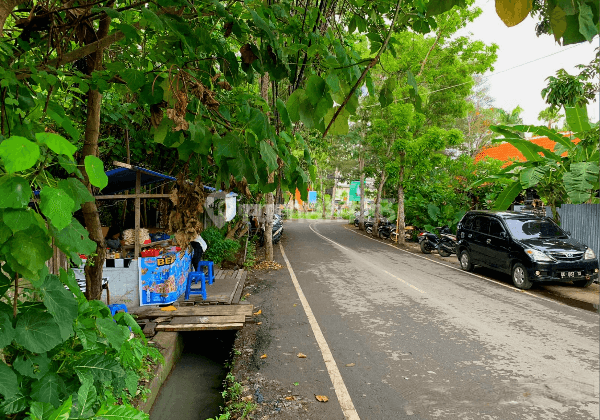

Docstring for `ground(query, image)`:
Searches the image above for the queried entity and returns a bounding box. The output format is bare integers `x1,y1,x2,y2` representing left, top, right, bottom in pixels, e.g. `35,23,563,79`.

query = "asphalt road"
251,220,600,420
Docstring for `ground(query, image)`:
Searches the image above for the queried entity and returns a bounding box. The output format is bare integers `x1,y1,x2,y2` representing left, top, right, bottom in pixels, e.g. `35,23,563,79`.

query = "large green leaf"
491,126,560,161
492,180,523,210
73,354,125,383
213,133,238,164
379,78,396,108
29,402,56,420
563,161,599,204
0,312,14,348
2,208,40,232
259,141,278,172
84,156,108,189
31,373,63,408
96,317,128,351
519,166,548,188
298,98,316,129
60,268,85,300
72,378,97,419
35,132,77,158
58,178,94,212
286,89,307,122
40,274,78,340
141,8,163,29
564,106,591,134
509,124,576,152
0,176,30,208
0,391,27,415
13,355,37,378
46,396,72,420
0,362,17,399
14,310,62,353
324,107,349,136
276,98,292,130
40,186,75,230
121,69,146,92
0,136,40,173
305,75,327,106
578,3,598,41
52,219,96,264
95,403,148,420
427,0,464,15
427,203,441,221
3,226,53,281
550,5,567,42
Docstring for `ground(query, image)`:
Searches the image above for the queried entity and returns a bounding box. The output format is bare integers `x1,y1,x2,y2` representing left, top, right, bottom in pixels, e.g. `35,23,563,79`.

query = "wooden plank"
113,161,132,169
236,269,243,280
155,323,244,331
227,272,245,305
168,315,245,324
95,194,172,200
231,275,245,305
134,305,254,318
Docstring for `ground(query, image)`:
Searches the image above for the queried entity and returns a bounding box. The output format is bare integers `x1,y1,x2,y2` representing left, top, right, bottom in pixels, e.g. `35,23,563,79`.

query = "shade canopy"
101,165,176,195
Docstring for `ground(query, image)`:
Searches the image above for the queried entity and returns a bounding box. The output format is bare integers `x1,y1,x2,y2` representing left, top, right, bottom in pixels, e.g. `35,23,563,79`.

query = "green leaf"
324,107,349,136
31,373,62,408
95,403,148,420
578,3,598,41
259,141,278,172
58,155,82,176
47,395,72,420
98,6,121,18
60,268,85,300
2,208,40,232
519,166,547,188
58,178,94,211
0,362,17,398
125,371,139,394
153,118,172,144
493,180,523,210
564,106,591,133
550,6,567,42
13,355,36,378
305,75,327,106
490,126,558,161
286,89,307,122
0,136,40,173
427,0,463,15
563,161,599,204
35,132,77,158
509,125,576,152
72,378,97,419
213,133,238,164
29,402,56,420
116,23,141,42
0,176,30,208
84,156,108,189
495,0,533,27
121,69,146,93
0,391,27,415
141,8,163,30
563,14,587,44
96,317,129,351
379,78,396,108
3,226,53,281
40,274,78,340
14,310,62,353
0,312,14,348
40,186,75,230
73,354,125,383
298,98,315,129
276,99,292,130
52,219,96,264
427,203,441,221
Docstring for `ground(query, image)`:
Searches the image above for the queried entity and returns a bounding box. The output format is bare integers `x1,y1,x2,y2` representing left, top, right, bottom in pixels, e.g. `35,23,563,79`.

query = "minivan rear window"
505,219,568,240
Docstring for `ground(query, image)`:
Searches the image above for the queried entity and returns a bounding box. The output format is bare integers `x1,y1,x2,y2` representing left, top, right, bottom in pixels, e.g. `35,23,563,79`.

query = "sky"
458,0,599,125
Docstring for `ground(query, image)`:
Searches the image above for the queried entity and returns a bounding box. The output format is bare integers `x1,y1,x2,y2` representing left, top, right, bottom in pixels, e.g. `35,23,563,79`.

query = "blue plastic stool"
197,261,215,285
185,271,206,300
108,304,128,316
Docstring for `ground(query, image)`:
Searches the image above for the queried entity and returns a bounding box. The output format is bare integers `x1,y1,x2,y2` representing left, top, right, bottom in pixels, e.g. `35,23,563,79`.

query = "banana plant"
470,105,599,222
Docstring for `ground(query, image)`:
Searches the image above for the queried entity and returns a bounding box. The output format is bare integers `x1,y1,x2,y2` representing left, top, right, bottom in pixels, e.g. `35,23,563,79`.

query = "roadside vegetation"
0,0,597,418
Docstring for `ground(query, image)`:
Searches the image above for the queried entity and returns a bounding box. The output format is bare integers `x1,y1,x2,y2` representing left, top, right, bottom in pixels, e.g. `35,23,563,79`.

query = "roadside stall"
74,161,192,308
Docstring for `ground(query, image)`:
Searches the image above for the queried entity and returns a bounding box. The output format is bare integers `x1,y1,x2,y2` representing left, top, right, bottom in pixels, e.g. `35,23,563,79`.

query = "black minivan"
456,210,599,290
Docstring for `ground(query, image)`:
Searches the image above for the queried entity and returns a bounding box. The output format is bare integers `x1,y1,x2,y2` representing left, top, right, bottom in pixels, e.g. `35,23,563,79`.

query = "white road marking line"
310,224,425,294
342,225,571,307
279,242,360,420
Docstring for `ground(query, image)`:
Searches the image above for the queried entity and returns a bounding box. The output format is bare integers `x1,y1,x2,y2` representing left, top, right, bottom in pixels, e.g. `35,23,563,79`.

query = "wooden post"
135,170,141,259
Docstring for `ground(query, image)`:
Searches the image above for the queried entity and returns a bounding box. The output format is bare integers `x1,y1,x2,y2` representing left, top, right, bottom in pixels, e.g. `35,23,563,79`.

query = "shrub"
203,227,241,266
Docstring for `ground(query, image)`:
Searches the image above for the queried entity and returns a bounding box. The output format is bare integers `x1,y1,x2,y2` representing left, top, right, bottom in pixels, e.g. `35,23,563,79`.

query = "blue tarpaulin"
101,165,176,195
308,191,317,203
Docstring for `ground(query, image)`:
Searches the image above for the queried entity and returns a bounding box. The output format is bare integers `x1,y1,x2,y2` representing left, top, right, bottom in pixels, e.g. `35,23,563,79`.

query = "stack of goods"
123,228,151,245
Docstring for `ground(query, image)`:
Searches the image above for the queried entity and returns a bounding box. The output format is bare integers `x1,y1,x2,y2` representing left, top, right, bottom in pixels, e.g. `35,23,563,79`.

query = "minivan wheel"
459,250,473,272
512,263,533,290
573,279,594,288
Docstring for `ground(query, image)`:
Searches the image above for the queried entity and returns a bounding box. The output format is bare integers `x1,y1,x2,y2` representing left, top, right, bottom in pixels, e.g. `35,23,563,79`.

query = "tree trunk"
374,170,387,235
79,16,111,301
320,167,326,219
359,154,366,231
260,72,275,261
330,167,338,219
396,165,405,245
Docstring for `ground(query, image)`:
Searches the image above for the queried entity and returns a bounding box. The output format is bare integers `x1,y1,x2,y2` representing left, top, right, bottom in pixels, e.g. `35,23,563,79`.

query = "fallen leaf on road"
253,309,262,315
242,395,253,402
261,354,267,359
294,382,299,386
315,395,329,402
345,363,355,367
257,322,262,325
244,293,251,297
285,396,296,401
293,304,297,307
160,305,177,311
297,353,307,358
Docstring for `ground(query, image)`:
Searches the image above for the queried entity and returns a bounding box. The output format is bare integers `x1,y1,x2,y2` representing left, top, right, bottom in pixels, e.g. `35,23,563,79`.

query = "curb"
137,332,184,413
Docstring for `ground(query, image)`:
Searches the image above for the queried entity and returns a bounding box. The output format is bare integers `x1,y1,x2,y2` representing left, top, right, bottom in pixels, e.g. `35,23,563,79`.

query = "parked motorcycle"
377,220,396,239
418,226,457,257
248,213,284,246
